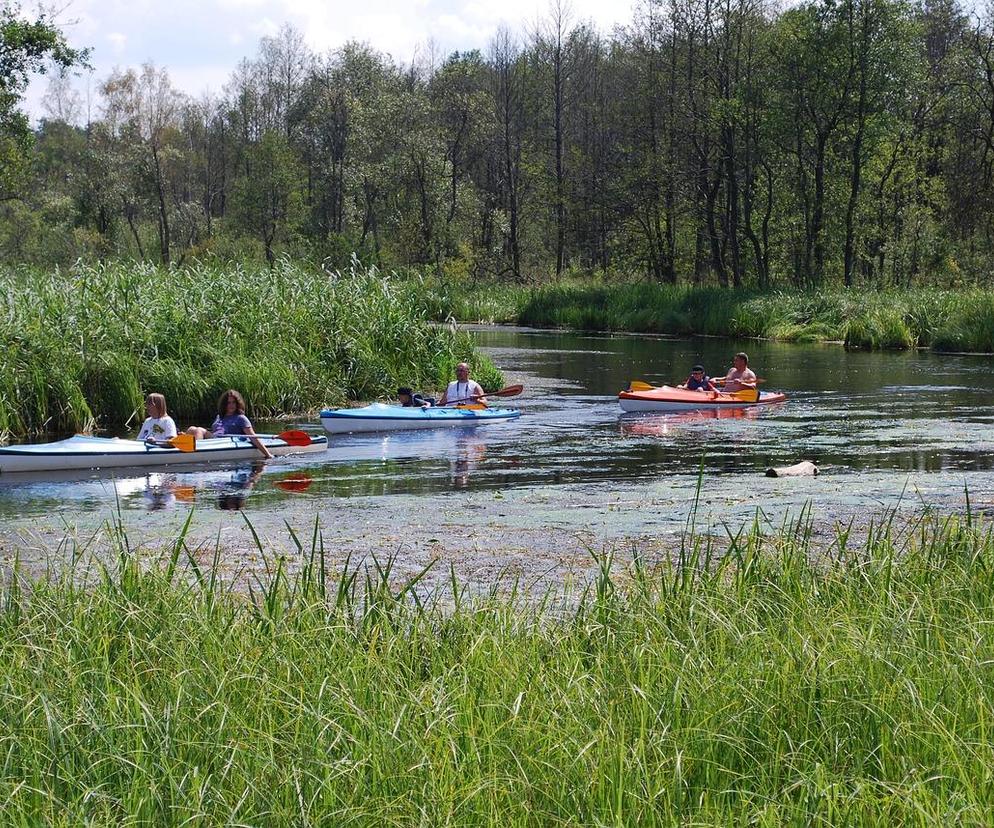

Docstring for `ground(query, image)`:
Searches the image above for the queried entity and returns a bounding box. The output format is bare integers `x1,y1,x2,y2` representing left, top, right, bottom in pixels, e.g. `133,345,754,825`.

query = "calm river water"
1,328,993,579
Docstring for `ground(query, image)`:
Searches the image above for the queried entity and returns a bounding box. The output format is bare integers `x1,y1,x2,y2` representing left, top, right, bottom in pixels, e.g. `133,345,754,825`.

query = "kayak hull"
0,433,327,474
320,403,521,434
618,385,787,412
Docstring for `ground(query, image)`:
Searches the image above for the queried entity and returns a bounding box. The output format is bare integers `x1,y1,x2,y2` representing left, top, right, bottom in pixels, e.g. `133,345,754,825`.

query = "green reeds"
438,277,994,353
2,510,994,822
0,260,501,438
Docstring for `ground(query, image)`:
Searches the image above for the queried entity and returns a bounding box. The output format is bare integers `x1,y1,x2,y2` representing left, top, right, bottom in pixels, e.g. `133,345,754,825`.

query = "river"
2,327,992,586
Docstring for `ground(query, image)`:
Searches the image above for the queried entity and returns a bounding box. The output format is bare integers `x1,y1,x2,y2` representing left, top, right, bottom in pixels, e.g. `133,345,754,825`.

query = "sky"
24,0,636,120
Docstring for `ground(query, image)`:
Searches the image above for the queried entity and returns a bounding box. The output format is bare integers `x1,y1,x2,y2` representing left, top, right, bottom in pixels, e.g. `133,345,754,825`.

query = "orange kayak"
618,384,787,412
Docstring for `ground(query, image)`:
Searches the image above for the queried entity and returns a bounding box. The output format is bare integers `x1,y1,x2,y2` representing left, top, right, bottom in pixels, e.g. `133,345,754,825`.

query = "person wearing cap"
722,352,758,392
683,364,718,392
397,387,433,408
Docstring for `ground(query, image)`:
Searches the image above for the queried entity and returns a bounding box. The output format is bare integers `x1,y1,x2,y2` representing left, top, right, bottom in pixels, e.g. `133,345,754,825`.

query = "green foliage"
2,510,994,822
433,277,994,352
0,260,502,438
0,4,88,198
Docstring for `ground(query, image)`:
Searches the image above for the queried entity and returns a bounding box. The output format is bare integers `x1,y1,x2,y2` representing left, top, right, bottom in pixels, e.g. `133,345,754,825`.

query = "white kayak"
0,433,327,474
320,403,521,434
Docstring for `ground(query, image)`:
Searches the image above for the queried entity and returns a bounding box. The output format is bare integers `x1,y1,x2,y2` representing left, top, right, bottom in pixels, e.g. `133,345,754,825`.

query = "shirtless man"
722,352,757,392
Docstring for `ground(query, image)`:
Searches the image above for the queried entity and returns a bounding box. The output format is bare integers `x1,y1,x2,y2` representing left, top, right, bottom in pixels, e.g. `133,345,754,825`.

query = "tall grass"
2,509,994,822
0,260,501,438
430,277,994,352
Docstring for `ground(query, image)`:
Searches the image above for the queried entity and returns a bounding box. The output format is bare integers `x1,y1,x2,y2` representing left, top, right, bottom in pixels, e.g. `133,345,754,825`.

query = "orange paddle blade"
491,383,524,397
276,429,312,447
168,434,196,452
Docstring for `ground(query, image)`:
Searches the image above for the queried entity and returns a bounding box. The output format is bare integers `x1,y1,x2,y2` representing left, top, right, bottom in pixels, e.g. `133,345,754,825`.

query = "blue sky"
26,0,635,119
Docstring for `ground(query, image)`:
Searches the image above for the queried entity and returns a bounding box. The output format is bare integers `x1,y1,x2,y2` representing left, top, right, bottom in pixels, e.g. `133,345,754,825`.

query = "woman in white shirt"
439,363,487,406
137,393,178,442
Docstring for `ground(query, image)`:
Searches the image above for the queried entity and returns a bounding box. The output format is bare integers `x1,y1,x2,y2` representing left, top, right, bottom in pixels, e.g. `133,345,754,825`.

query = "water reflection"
214,462,265,511
619,407,759,437
451,433,487,487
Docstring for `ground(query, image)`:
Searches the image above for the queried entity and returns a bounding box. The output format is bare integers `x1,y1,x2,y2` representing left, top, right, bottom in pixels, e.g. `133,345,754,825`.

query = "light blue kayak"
320,403,521,434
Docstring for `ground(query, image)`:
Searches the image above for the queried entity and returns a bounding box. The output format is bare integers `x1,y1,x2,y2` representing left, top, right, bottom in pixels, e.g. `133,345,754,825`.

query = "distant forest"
4,0,994,287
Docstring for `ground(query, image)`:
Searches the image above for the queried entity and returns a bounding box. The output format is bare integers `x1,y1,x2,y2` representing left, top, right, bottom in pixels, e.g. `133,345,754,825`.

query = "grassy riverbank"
428,277,994,351
0,261,501,437
2,511,994,823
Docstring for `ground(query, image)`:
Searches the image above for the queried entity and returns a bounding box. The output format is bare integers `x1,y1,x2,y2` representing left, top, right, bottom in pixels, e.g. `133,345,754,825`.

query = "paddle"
166,434,196,452
445,383,524,406
271,429,312,447
713,377,766,386
161,429,311,453
628,378,767,392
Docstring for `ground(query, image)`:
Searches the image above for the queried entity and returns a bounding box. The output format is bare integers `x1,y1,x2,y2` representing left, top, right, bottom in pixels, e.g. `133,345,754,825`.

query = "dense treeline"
4,0,994,287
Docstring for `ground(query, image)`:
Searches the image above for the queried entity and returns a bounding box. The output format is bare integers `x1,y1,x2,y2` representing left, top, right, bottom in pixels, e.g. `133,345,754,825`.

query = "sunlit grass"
0,260,501,437
1,508,994,822
430,277,994,353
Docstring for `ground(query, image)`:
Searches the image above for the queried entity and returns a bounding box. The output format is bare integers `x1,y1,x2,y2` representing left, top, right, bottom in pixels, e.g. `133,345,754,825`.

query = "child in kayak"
138,393,178,442
187,389,275,459
683,365,718,392
398,387,435,408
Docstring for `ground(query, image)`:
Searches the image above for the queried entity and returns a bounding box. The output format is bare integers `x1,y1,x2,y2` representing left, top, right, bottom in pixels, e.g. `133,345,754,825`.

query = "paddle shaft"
445,384,523,406
160,429,311,453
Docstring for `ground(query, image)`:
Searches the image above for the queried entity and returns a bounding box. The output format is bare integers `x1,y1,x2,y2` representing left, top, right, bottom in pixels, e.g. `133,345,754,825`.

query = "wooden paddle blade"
168,434,196,452
628,380,655,391
491,383,524,397
456,404,488,410
276,429,312,447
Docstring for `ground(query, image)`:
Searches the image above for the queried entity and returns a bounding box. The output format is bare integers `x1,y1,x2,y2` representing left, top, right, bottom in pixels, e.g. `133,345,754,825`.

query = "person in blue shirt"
683,364,718,392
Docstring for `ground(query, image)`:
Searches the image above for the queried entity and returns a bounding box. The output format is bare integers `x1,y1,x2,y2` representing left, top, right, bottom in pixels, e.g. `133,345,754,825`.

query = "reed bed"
2,509,994,823
0,260,501,437
432,278,994,352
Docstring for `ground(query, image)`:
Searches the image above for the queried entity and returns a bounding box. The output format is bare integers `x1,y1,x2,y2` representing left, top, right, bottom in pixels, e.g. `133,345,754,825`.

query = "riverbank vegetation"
2,509,994,822
426,277,994,351
6,0,994,295
0,261,500,437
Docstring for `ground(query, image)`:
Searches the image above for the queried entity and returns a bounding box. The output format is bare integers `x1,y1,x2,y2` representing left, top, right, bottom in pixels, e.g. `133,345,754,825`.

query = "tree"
0,2,87,199
230,130,303,265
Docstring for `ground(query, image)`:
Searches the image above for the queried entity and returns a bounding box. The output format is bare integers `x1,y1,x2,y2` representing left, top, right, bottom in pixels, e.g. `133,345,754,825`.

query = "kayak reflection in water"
141,473,196,511
216,461,266,511
620,406,759,437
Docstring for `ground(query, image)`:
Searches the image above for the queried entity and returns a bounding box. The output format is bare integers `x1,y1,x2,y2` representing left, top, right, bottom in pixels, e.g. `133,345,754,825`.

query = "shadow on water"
1,326,994,517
